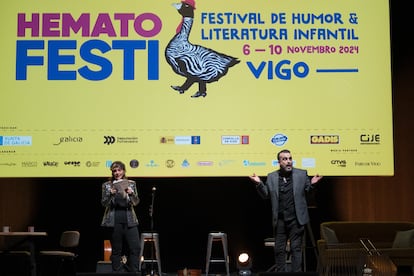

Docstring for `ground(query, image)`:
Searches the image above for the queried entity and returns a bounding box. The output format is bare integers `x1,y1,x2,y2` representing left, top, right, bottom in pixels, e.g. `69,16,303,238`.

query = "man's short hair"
277,149,291,160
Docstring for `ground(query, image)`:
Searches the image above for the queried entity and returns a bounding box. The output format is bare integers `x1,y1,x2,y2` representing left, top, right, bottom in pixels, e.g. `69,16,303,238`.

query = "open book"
113,180,129,198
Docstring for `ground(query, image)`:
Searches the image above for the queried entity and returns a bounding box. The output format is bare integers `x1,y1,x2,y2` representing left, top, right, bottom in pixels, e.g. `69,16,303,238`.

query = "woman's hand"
126,187,134,194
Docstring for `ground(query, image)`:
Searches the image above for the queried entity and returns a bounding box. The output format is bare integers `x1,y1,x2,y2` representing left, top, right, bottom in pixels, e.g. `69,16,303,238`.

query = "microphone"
150,186,156,217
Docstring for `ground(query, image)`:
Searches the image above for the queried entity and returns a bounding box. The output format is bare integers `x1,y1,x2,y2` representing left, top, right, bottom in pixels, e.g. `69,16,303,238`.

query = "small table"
0,231,47,276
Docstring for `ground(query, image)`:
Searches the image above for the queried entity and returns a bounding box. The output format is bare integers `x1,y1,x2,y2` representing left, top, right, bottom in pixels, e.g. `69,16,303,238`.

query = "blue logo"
0,136,32,146
191,136,200,144
270,134,288,146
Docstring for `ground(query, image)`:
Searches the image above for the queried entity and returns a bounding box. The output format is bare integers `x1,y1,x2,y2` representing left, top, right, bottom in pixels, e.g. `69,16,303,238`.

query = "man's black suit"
256,167,314,272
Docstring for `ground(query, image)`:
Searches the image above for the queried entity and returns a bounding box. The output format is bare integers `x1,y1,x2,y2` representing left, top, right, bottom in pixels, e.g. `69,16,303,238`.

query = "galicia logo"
270,133,288,146
53,136,83,146
104,136,116,145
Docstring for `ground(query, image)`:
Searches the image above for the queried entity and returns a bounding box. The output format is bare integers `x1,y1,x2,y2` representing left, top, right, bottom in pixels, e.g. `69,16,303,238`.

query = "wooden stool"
103,240,112,261
96,240,112,273
139,232,162,274
205,232,230,276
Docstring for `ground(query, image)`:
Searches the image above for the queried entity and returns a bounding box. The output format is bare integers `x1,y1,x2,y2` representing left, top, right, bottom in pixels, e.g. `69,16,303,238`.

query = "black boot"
191,91,207,98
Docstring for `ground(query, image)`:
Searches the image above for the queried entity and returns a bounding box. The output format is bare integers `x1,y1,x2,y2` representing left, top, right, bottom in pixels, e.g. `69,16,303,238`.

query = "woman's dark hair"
110,161,126,171
109,161,127,180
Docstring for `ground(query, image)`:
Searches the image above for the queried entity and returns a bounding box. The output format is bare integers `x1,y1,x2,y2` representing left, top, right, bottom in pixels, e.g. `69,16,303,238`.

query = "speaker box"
77,273,138,276
95,261,112,273
257,273,319,276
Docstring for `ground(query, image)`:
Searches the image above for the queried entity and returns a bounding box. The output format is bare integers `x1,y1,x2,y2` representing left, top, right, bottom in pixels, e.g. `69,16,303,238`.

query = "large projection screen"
0,0,393,177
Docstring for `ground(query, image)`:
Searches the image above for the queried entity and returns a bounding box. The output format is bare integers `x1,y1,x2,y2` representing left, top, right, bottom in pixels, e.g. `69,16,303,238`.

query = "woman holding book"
101,161,141,273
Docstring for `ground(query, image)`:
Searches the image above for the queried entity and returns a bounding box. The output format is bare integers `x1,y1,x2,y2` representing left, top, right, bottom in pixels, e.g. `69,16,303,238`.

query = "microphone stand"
149,187,156,276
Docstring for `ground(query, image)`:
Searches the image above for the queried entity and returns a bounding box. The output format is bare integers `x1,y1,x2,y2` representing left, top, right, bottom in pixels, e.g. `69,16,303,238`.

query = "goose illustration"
165,0,240,98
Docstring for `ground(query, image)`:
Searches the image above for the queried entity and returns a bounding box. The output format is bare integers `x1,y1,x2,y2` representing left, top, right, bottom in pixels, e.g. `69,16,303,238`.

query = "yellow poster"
0,0,393,177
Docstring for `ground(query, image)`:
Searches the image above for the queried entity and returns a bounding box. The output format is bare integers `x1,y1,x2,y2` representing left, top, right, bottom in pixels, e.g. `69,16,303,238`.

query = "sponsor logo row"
0,158,382,169
0,133,382,146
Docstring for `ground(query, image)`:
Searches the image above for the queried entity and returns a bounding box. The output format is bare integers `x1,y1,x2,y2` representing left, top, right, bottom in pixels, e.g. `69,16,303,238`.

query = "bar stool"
139,232,162,274
205,232,230,276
